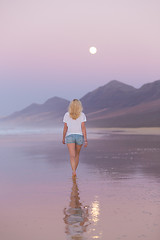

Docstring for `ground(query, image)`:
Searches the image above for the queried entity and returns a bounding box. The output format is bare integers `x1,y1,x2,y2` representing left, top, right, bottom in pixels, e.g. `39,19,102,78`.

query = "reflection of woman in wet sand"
62,99,88,177
63,177,89,239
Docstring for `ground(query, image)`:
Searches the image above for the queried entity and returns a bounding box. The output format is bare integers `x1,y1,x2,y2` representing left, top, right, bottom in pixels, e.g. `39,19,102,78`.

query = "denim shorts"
65,134,84,145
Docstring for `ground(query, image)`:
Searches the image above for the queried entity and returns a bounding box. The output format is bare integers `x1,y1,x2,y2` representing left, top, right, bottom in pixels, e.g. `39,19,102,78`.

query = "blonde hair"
68,99,83,120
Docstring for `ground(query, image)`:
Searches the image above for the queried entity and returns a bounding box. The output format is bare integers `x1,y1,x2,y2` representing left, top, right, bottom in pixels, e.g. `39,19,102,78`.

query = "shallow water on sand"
0,132,160,240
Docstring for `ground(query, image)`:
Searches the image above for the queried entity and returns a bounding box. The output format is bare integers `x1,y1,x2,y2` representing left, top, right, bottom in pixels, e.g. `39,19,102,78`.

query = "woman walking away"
62,99,88,177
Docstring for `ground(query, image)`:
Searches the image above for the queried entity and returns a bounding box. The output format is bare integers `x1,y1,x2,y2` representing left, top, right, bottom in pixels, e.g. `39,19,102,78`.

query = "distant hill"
81,80,160,112
81,80,160,127
10,96,69,117
131,80,160,104
80,80,137,113
86,99,160,128
0,97,69,128
0,80,160,128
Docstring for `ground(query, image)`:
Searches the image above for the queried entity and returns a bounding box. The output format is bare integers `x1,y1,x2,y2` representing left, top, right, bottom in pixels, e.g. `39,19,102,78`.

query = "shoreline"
0,127,160,140
88,127,160,136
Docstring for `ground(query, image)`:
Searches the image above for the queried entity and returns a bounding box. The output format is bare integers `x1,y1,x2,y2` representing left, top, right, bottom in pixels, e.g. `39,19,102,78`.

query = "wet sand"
0,130,160,240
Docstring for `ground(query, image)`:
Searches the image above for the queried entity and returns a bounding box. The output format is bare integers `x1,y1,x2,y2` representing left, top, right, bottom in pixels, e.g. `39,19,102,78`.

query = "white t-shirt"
63,112,87,136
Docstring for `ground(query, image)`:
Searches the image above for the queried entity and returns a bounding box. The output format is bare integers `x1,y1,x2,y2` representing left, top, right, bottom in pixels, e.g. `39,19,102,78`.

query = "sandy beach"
87,127,160,137
0,129,160,240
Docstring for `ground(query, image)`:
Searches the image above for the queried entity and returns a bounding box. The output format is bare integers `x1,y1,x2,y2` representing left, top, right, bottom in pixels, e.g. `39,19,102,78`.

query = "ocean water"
0,130,160,240
0,127,62,136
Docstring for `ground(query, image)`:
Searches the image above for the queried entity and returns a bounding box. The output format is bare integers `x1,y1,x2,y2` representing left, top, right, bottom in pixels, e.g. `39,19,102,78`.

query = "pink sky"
0,0,160,115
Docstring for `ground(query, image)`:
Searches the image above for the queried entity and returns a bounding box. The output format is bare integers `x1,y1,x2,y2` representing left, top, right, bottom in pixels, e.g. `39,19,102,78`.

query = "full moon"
89,46,97,54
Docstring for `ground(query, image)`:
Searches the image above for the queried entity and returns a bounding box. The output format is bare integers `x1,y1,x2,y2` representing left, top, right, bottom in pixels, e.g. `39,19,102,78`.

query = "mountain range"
1,80,160,128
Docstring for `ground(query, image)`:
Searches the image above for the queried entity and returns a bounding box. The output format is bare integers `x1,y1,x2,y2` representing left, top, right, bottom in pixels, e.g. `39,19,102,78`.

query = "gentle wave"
0,128,62,136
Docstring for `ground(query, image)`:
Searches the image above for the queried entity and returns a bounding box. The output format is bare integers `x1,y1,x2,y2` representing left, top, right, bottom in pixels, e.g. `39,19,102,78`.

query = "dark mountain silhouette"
1,97,69,128
80,80,137,113
10,96,69,117
86,99,160,127
131,80,160,104
0,80,160,128
81,80,160,113
81,80,160,127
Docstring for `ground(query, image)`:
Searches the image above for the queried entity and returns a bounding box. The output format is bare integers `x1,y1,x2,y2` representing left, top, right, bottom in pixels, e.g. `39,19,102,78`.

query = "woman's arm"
62,123,68,144
81,122,88,147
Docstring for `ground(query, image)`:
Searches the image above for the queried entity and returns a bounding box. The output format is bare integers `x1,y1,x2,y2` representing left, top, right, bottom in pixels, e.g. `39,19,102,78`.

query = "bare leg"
75,144,82,171
67,143,76,176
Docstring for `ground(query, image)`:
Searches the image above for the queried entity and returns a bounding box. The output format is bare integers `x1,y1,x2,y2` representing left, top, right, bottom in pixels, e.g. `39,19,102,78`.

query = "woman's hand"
81,122,88,148
62,123,68,145
84,140,88,148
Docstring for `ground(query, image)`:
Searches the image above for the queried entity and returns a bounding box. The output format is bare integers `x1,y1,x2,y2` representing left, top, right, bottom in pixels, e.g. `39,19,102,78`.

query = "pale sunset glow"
0,0,160,115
